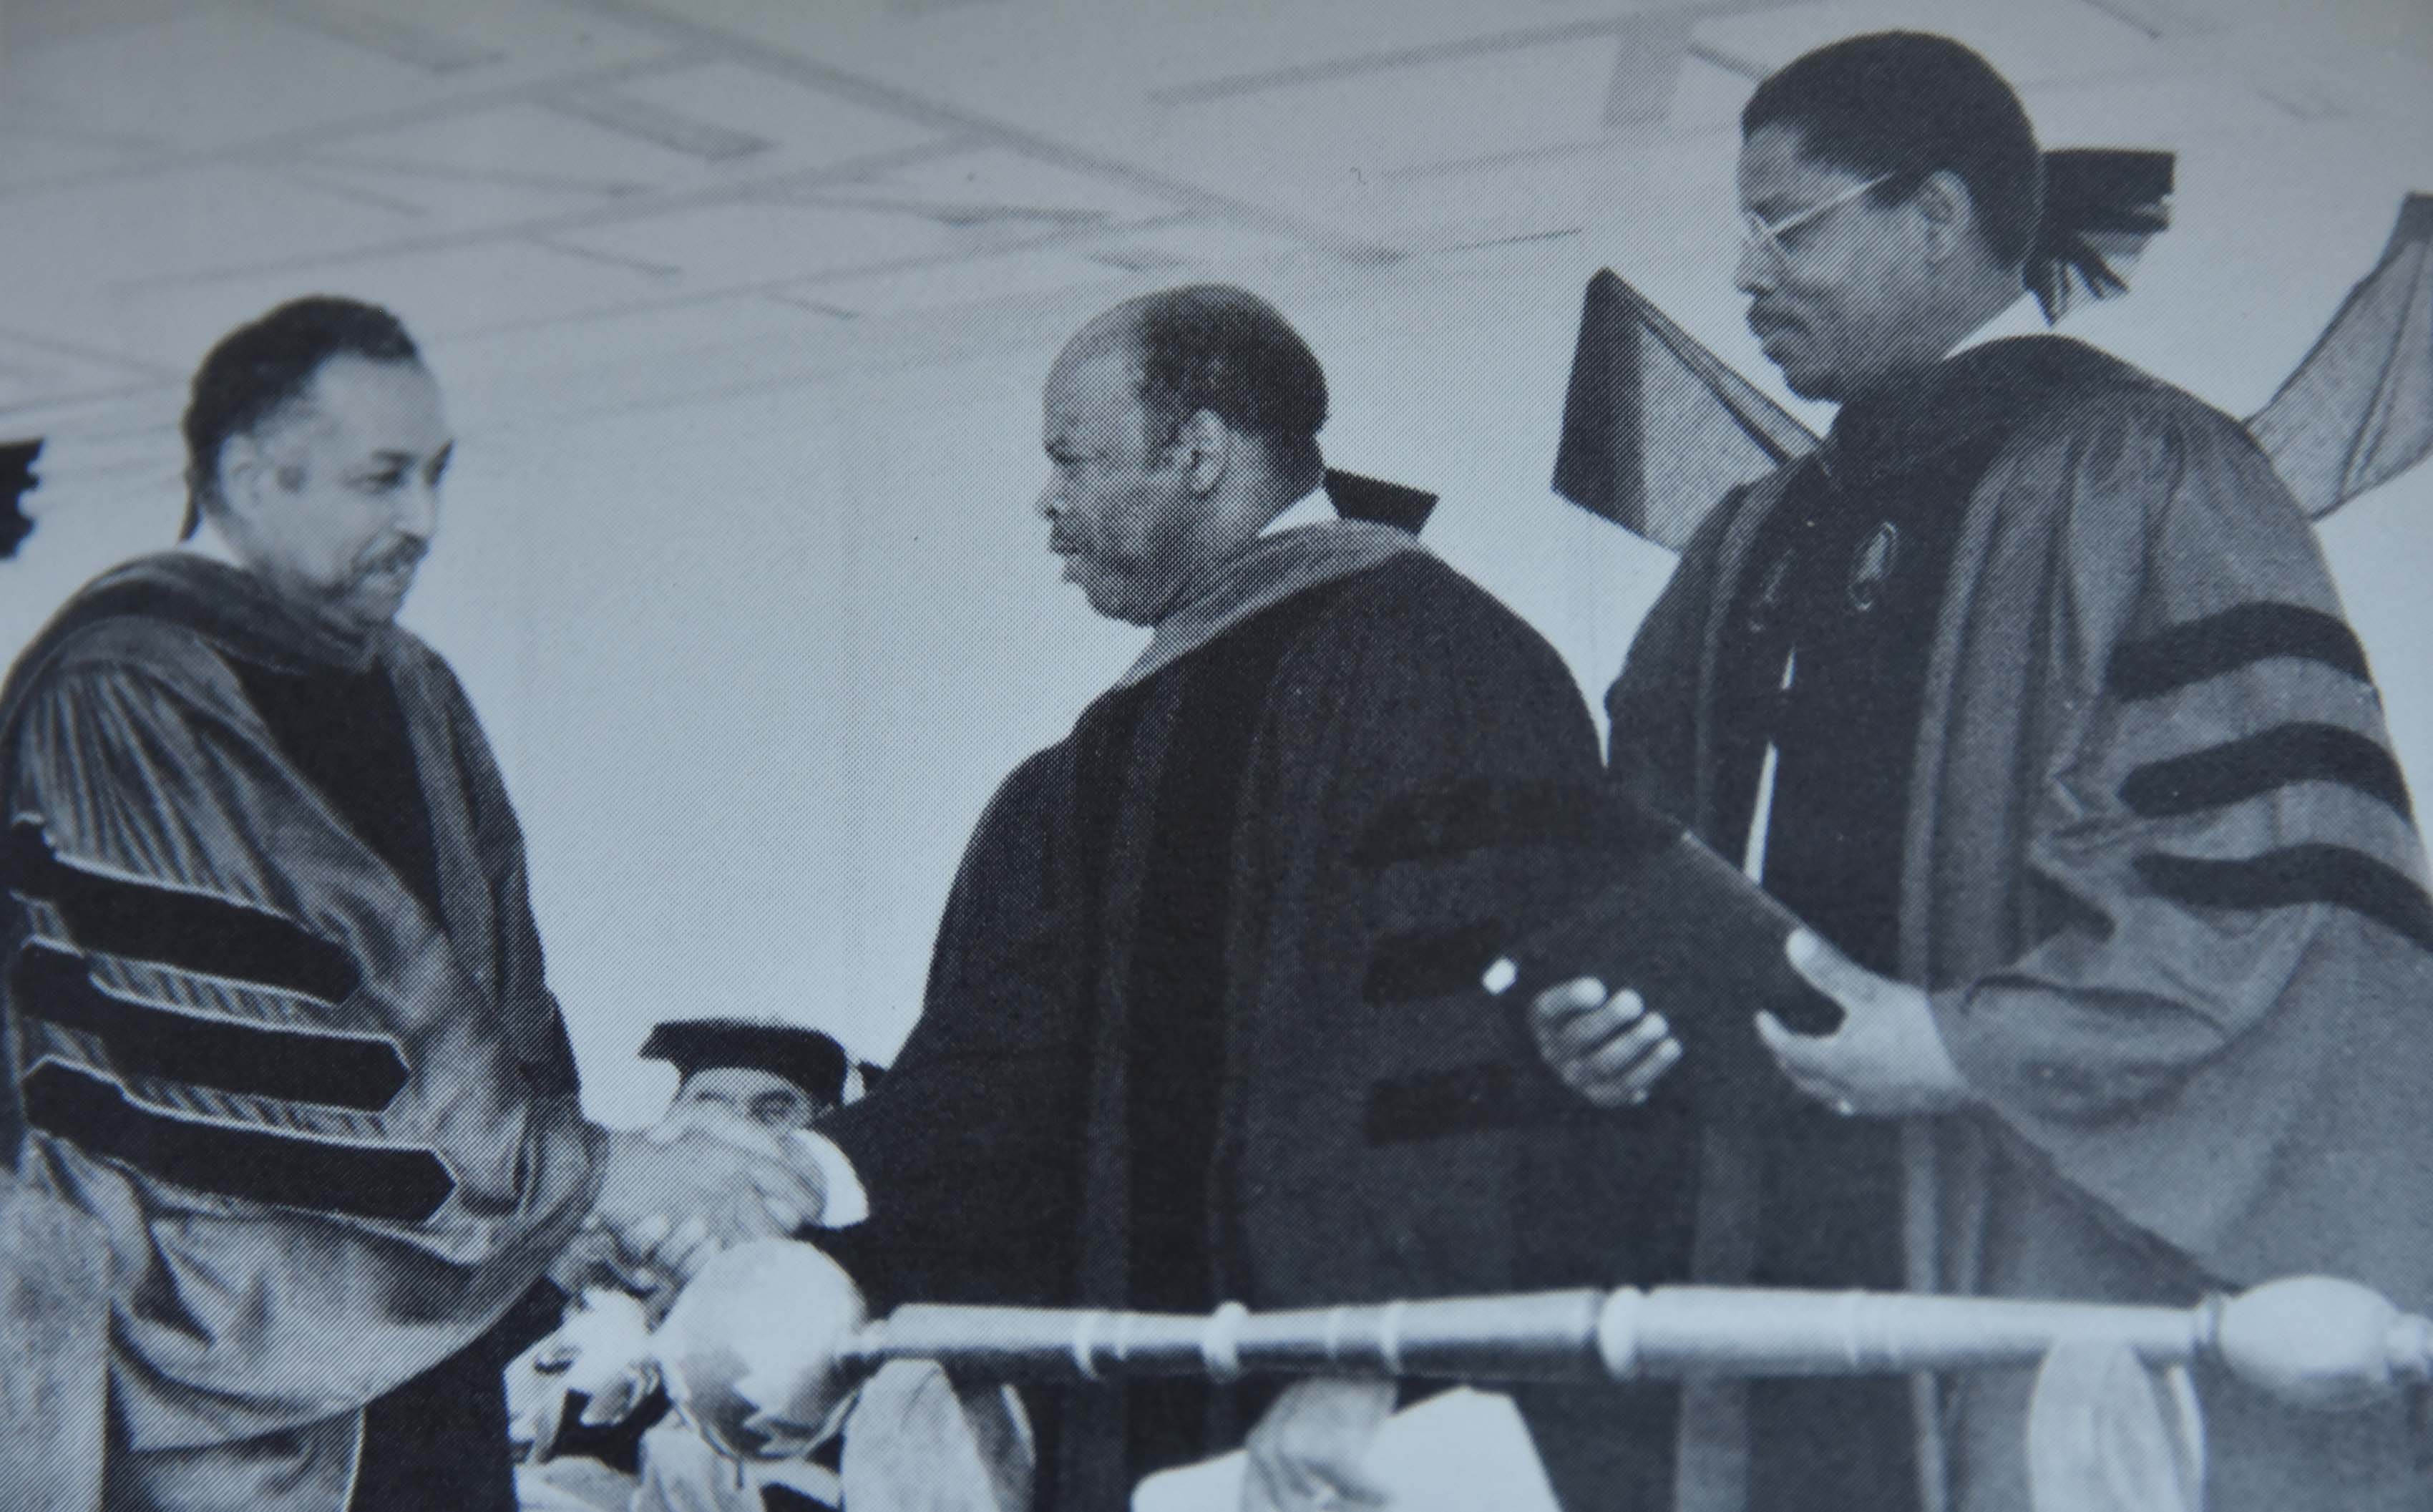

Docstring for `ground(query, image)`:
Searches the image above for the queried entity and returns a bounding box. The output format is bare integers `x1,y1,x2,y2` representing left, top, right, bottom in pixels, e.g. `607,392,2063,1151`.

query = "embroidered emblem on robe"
1846,520,1901,613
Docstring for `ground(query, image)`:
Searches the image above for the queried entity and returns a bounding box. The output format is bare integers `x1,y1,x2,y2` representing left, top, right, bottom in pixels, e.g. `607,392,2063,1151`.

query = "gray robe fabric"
1607,338,2433,1512
1,555,598,1511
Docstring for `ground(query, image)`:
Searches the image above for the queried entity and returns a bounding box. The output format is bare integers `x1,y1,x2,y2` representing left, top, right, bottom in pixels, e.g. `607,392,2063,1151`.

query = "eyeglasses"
1739,172,1897,267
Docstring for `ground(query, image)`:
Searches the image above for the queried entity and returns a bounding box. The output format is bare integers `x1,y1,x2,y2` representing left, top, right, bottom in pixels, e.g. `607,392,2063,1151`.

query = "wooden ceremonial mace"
841,1277,2433,1411
649,1245,2433,1468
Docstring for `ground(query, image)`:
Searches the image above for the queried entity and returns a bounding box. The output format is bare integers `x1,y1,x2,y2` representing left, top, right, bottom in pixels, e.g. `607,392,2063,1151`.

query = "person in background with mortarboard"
512,1020,858,1512
645,1018,853,1134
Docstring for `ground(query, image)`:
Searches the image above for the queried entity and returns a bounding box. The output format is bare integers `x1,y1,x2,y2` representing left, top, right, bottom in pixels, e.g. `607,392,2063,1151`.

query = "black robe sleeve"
817,748,1093,1309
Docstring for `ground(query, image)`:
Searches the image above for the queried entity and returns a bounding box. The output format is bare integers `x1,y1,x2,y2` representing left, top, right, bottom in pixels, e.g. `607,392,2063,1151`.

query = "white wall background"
4,38,2429,1128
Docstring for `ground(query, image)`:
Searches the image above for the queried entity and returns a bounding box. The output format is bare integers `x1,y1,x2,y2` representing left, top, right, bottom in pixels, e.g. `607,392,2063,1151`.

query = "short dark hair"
180,296,422,539
1113,285,1328,488
1743,31,2042,270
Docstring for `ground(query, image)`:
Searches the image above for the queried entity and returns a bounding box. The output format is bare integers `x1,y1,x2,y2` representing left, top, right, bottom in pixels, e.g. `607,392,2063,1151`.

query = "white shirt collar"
1943,291,2048,361
1257,489,1336,538
180,515,245,568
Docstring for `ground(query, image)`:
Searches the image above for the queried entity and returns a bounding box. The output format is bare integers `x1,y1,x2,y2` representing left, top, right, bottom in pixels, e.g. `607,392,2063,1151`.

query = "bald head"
1035,287,1330,625
1061,286,1328,491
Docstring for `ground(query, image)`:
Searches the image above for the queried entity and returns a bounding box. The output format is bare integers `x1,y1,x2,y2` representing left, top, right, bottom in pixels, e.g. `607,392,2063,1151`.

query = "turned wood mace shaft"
839,1277,2433,1411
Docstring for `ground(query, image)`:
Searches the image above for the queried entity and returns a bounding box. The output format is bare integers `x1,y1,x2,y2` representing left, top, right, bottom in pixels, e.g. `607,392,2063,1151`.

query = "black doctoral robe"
821,522,1692,1509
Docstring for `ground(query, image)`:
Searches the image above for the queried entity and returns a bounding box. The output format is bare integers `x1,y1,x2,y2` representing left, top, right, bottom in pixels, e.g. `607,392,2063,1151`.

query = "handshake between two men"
504,1099,832,1476
566,1103,832,1308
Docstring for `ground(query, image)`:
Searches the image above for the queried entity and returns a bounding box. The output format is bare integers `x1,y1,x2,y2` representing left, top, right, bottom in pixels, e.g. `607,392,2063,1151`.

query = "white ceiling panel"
603,61,946,170
0,347,137,414
258,0,677,83
427,293,851,385
4,6,450,152
839,147,1185,228
545,198,967,289
109,241,673,373
0,0,2421,429
0,165,411,295
273,153,637,230
0,0,203,62
0,132,150,193
1669,53,1760,135
1156,37,1624,187
298,102,732,197
787,245,1129,317
1695,0,2157,90
1081,218,1311,270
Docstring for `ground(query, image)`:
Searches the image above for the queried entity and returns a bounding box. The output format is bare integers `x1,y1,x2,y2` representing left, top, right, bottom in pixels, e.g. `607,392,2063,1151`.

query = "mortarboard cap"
640,1018,849,1106
1323,467,1438,533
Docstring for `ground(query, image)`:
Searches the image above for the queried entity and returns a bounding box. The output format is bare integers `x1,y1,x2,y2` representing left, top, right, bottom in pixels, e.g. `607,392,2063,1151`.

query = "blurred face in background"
673,1067,822,1132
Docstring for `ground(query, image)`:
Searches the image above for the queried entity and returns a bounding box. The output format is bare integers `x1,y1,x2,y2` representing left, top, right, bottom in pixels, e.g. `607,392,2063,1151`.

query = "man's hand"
1529,977,1682,1108
592,1119,827,1269
1759,930,1976,1118
505,1290,656,1463
1242,1376,1396,1511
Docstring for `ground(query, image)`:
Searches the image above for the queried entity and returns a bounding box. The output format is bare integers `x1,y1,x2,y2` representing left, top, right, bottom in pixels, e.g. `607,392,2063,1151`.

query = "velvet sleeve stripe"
1362,1063,1591,1143
2107,603,2371,702
1361,920,1506,1004
4,818,359,1005
1350,778,1676,869
19,1060,456,1222
2135,844,2433,954
10,942,406,1112
2120,722,2412,821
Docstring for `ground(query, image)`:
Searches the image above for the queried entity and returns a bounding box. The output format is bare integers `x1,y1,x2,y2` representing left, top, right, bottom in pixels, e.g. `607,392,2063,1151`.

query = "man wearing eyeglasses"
1535,30,2433,1512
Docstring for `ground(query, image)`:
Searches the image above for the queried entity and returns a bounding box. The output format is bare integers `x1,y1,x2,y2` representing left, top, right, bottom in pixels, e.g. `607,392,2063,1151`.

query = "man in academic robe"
791,286,1688,1510
1535,31,2433,1512
0,297,827,1512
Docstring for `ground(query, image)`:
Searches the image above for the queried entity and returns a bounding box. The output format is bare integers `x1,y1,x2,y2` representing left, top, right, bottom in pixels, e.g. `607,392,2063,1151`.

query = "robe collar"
1816,334,2120,494
49,552,396,676
1116,517,1419,690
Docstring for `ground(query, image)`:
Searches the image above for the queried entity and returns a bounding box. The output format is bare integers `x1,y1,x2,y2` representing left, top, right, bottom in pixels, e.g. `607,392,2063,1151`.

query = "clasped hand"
1529,930,1975,1118
570,1105,829,1303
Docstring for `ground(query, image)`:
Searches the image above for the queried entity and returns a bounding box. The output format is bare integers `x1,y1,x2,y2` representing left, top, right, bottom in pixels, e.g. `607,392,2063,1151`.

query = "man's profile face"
673,1067,821,1131
1735,122,1930,403
222,354,452,639
1036,335,1201,627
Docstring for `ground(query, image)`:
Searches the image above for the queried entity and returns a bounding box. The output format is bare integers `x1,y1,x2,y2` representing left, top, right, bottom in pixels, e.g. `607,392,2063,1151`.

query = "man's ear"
213,431,270,525
1913,169,1980,264
1181,408,1227,496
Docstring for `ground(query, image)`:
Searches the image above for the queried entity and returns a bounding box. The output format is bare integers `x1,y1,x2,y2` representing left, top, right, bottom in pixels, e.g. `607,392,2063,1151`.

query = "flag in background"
0,440,38,561
2248,193,2433,520
1550,269,1815,551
